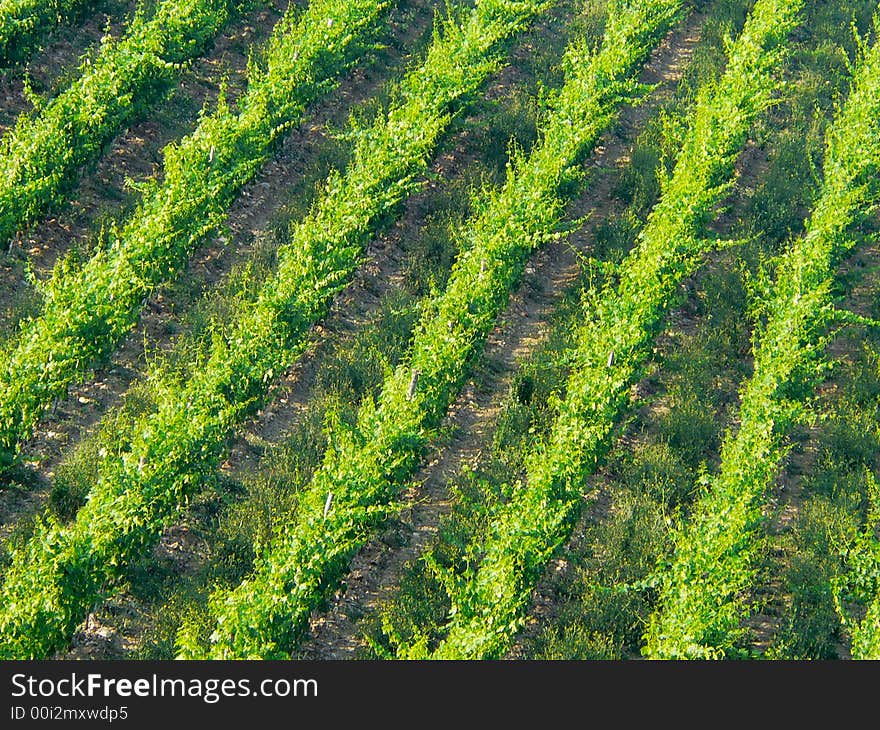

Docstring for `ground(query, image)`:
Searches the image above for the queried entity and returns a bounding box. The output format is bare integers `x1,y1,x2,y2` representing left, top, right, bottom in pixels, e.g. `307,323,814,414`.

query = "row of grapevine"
643,23,880,659
176,0,689,660
0,0,393,471
0,0,552,660
0,0,89,64
0,0,241,247
835,471,880,658
399,0,803,660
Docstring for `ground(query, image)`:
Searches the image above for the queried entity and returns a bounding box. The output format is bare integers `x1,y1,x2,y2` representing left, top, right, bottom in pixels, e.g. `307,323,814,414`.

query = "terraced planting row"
178,0,689,660
0,0,878,662
0,0,90,64
405,0,804,659
646,26,880,658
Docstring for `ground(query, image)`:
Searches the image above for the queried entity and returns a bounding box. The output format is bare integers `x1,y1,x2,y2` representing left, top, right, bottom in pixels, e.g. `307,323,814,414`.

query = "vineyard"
0,0,877,662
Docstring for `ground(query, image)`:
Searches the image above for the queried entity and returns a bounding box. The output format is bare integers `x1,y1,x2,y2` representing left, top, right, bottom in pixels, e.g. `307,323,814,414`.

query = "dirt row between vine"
295,8,709,660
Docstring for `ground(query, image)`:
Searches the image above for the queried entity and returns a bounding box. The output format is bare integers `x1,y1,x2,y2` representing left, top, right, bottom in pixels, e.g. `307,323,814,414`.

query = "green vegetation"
0,0,875,664
769,337,880,658
0,0,391,472
0,0,242,247
177,0,688,660
645,19,880,659
0,0,90,64
400,0,803,659
0,0,551,660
